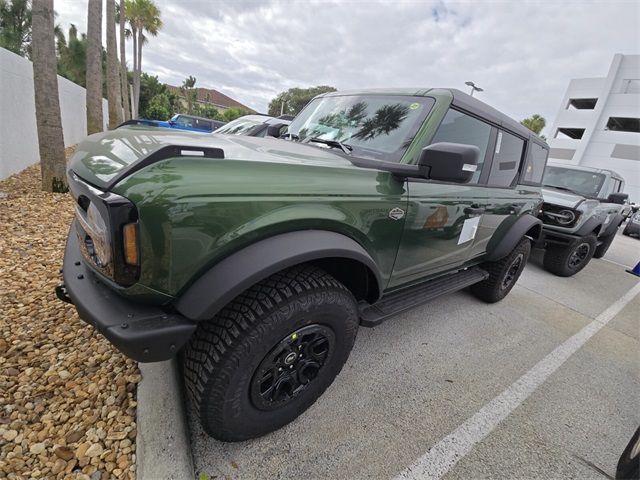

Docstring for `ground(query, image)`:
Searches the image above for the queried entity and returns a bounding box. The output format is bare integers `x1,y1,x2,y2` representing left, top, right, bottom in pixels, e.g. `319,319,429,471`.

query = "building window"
486,130,525,187
555,127,585,139
621,79,640,94
567,98,597,110
611,144,640,161
549,148,575,160
606,117,640,133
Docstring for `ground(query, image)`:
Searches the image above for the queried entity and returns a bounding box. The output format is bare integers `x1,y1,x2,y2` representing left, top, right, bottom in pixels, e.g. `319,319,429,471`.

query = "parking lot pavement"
188,234,640,480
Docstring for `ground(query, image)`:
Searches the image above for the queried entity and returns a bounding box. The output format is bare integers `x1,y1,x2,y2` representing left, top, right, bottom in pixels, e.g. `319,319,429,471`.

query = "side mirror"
266,123,287,137
418,142,480,183
608,192,628,205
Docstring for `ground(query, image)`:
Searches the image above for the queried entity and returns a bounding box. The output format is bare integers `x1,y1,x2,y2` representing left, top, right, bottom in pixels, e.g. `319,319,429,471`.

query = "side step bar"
359,267,489,327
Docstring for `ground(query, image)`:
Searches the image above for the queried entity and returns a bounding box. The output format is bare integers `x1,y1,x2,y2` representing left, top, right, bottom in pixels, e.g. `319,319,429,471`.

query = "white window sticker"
495,131,503,154
458,216,481,245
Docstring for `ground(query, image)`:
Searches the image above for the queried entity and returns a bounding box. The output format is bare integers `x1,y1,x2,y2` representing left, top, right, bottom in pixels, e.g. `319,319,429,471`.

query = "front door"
389,182,487,288
389,108,494,289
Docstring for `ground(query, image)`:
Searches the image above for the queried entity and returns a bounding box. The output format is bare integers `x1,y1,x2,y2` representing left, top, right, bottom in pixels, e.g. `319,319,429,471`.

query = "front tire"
593,230,617,258
182,265,359,441
543,234,597,277
472,238,531,303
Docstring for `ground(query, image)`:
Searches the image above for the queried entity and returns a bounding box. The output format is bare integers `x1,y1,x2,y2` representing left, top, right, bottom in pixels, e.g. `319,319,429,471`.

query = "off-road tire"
616,426,640,480
471,238,531,303
543,234,597,277
593,230,617,259
182,264,359,442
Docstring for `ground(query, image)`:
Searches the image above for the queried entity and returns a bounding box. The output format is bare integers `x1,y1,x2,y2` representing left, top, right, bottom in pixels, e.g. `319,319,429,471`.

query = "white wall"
0,47,108,180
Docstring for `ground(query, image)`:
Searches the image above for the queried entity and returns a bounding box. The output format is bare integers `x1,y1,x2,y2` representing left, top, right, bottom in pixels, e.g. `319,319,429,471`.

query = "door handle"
464,205,485,215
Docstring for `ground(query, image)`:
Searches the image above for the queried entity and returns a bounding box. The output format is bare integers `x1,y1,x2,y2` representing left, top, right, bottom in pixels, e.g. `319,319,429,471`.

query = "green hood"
70,126,351,189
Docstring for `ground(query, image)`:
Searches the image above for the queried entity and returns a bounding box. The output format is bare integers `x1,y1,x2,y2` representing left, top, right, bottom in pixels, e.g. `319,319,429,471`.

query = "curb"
136,359,195,480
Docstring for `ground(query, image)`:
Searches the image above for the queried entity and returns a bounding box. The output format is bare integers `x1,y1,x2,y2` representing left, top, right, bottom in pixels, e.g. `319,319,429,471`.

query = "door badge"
388,207,405,220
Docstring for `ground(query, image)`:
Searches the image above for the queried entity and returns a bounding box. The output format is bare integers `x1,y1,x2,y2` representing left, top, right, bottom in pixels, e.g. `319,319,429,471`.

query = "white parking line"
394,281,640,480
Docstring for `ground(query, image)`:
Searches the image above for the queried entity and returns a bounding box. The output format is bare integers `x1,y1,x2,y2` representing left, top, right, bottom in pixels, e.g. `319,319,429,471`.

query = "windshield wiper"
301,136,352,155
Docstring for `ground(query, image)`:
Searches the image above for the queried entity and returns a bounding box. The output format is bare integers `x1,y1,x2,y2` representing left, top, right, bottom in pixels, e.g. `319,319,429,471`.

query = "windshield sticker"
409,102,420,110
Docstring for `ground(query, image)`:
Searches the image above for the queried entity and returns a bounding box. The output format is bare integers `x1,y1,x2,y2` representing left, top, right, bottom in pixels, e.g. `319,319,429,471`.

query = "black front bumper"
537,226,583,248
59,222,196,362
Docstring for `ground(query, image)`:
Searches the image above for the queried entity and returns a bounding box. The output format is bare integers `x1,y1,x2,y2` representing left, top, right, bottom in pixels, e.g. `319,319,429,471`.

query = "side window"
487,130,525,187
430,109,491,184
612,178,622,193
522,143,548,185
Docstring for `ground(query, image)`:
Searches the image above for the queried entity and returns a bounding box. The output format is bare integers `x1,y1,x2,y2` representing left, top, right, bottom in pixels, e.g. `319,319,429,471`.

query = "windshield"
543,166,606,197
215,117,262,135
287,94,434,161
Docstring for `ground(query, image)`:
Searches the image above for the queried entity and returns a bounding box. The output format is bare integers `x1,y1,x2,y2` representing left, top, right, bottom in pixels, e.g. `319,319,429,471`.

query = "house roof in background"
167,85,255,112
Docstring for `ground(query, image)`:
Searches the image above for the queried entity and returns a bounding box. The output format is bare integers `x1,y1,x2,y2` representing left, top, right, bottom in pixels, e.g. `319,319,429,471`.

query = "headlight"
541,204,580,227
546,209,576,225
76,203,111,267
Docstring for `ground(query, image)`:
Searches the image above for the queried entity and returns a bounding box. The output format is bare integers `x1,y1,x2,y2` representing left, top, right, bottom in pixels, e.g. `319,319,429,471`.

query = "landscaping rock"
0,164,140,479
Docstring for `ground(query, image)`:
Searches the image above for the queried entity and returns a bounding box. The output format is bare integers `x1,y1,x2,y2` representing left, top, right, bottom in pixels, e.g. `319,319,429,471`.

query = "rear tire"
182,264,359,441
472,238,531,303
593,230,617,259
543,234,597,277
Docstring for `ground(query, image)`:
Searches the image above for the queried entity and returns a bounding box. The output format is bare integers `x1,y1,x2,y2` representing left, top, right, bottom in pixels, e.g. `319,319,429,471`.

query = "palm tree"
117,1,130,120
86,0,103,134
56,24,87,87
31,0,66,192
521,114,546,135
181,75,196,114
0,0,32,57
125,0,162,118
106,0,122,128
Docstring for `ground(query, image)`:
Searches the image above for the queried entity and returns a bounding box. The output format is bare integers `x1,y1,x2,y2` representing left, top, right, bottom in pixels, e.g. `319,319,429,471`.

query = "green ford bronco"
57,88,548,441
537,163,630,276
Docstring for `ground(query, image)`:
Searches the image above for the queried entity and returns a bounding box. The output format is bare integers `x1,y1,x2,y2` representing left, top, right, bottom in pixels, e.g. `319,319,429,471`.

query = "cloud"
55,0,639,133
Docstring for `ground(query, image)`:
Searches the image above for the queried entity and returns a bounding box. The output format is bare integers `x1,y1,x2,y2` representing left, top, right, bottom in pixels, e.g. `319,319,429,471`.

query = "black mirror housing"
266,123,287,137
418,142,480,183
608,192,628,205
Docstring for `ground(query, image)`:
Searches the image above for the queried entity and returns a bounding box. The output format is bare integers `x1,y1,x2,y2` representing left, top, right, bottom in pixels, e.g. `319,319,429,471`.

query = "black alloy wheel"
251,324,336,411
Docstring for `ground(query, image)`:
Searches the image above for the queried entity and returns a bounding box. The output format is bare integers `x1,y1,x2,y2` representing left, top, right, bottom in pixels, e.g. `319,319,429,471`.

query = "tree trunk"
119,0,130,120
106,0,122,128
86,0,103,134
133,28,143,118
32,0,67,192
130,25,138,118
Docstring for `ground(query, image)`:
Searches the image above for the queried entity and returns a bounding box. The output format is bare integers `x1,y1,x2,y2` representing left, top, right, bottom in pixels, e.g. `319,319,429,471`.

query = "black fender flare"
601,213,624,238
175,230,383,321
575,217,603,237
485,214,541,262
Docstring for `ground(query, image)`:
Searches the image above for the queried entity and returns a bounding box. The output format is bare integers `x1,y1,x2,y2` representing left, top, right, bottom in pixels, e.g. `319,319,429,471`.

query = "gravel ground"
0,162,140,479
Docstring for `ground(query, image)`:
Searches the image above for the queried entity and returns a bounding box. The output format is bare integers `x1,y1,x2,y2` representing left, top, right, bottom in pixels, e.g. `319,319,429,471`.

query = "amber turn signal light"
123,223,139,266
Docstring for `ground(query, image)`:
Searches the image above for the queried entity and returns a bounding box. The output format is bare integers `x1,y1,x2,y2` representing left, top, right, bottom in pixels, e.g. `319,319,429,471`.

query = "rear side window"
522,143,548,185
612,178,622,193
430,109,492,184
487,130,524,187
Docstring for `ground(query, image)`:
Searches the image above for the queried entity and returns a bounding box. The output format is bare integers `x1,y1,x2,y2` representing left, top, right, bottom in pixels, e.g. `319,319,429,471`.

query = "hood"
542,187,585,209
70,126,351,189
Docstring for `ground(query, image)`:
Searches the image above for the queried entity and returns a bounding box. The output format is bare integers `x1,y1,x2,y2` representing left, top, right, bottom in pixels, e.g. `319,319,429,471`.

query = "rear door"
470,133,546,261
389,109,492,288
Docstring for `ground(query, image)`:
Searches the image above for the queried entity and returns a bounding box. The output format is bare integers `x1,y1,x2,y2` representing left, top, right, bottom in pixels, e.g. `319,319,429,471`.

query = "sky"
55,0,640,135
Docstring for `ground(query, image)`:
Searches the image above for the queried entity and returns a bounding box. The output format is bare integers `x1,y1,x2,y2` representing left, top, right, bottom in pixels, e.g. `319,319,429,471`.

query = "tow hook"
55,283,73,304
